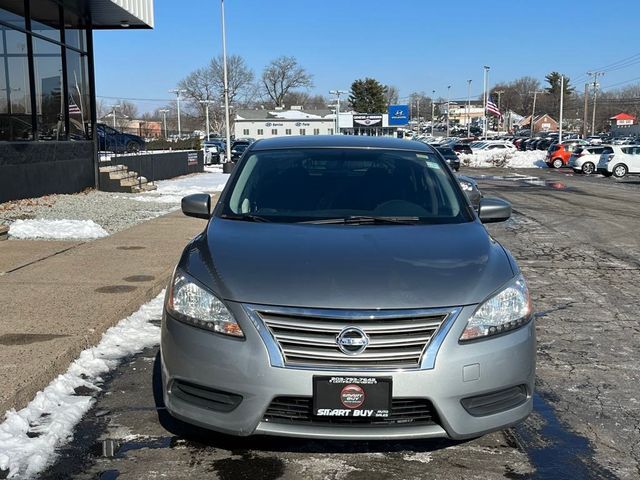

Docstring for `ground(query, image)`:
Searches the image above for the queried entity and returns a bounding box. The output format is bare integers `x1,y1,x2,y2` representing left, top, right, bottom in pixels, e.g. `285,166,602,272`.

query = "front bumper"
161,302,535,440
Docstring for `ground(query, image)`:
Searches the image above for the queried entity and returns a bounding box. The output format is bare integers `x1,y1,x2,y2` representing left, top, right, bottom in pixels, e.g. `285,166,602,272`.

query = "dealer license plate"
313,376,391,418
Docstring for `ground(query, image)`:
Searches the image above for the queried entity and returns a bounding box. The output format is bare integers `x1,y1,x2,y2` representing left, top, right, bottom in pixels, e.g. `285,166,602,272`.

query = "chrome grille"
252,307,451,369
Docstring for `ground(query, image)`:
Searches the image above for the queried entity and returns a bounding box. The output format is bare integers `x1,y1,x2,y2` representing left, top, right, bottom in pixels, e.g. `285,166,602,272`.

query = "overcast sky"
93,0,640,113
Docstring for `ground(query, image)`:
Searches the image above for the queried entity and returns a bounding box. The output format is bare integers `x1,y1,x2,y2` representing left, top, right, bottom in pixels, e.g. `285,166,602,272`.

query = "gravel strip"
0,190,176,235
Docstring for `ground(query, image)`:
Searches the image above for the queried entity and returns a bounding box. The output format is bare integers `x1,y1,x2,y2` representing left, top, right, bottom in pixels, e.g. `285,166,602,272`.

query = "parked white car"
569,145,608,175
474,141,516,151
597,145,640,178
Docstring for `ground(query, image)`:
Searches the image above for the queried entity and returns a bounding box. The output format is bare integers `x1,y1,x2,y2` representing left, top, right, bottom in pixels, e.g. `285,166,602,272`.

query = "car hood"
181,219,515,309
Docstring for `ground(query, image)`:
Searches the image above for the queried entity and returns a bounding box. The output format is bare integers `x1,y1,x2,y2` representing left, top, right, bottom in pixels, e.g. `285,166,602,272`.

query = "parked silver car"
161,136,535,440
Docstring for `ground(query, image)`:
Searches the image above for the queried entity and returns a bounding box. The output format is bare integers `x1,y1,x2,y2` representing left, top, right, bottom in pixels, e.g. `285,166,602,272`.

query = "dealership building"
235,107,408,139
0,0,153,203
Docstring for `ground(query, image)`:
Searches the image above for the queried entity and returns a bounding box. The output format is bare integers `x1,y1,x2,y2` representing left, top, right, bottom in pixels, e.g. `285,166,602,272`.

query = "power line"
96,95,173,102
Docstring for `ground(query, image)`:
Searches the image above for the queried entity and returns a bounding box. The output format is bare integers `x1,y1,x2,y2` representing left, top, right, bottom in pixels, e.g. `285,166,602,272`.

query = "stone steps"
0,225,8,241
99,165,155,193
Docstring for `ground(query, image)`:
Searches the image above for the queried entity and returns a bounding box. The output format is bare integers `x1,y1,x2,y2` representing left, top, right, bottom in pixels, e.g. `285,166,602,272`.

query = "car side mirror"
181,193,211,219
479,197,512,223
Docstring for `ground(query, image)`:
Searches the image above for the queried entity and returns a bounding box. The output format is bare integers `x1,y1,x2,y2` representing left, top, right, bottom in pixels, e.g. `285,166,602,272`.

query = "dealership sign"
353,114,382,127
617,119,634,126
388,105,409,126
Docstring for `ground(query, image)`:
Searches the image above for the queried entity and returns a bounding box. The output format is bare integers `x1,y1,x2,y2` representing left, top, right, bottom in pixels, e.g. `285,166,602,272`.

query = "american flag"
68,97,82,115
486,96,502,118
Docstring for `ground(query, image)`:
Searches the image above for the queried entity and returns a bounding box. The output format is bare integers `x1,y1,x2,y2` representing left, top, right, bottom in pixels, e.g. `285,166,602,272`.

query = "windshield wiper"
302,215,421,225
220,213,272,222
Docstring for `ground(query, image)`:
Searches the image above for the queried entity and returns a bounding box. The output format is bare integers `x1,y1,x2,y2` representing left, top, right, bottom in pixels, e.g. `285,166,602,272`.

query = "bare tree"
281,91,328,109
178,54,255,117
210,54,255,105
261,56,313,107
385,85,400,106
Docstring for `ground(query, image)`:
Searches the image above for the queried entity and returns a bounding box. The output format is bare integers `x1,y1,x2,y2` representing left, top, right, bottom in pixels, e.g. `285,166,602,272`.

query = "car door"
629,147,640,173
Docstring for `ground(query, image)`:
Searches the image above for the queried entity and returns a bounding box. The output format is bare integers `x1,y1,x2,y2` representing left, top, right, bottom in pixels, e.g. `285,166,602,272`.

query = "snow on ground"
130,169,230,204
8,219,109,240
459,150,548,169
0,292,164,479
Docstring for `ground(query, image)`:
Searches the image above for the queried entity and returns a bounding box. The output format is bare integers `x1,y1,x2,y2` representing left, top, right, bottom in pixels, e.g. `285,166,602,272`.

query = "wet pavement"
39,167,639,479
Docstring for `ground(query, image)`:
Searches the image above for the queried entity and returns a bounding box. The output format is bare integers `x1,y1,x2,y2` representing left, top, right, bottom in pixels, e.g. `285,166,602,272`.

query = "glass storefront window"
65,29,87,53
0,2,94,143
33,36,65,140
29,0,61,43
0,26,32,140
66,48,89,139
0,5,26,29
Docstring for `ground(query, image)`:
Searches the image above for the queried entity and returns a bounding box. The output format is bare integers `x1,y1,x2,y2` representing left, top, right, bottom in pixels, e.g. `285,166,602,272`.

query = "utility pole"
416,99,420,135
169,89,186,138
199,99,215,140
495,90,505,132
109,104,121,129
530,91,545,138
221,0,232,161
329,89,348,135
159,109,169,138
483,66,490,140
446,85,451,138
466,80,472,138
588,71,604,136
583,83,589,138
431,89,435,137
559,75,564,144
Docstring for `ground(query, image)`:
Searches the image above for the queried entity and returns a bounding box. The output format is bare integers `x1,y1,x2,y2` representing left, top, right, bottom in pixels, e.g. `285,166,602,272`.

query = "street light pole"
494,90,505,132
169,89,186,137
446,85,451,138
466,79,472,138
559,75,564,144
199,99,214,140
159,109,169,138
221,0,232,161
483,66,490,140
329,89,347,135
530,90,545,138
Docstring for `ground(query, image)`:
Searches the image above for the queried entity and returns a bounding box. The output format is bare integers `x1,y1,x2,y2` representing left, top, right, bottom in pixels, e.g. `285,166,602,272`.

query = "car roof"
250,135,434,152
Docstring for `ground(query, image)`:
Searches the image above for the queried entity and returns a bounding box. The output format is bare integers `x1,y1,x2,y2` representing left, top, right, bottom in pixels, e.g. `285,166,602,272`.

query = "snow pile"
0,292,164,478
9,219,109,240
459,150,548,169
131,171,229,204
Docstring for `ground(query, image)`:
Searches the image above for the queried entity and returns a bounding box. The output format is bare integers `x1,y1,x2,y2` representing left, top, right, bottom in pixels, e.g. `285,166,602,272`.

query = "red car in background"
546,140,588,168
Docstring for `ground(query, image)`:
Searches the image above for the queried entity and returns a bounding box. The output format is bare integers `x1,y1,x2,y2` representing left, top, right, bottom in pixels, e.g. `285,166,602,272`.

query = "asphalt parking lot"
40,168,640,480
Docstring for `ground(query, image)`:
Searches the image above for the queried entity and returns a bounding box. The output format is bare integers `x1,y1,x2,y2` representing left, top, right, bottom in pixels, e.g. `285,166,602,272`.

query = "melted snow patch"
402,451,434,463
9,219,109,240
0,292,164,478
292,457,360,479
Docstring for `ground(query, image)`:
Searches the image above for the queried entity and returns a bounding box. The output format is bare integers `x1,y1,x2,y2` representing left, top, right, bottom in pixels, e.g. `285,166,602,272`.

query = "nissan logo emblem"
336,327,369,355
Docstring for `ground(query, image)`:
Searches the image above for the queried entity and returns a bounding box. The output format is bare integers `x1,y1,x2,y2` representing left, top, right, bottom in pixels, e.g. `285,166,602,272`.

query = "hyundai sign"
388,105,409,126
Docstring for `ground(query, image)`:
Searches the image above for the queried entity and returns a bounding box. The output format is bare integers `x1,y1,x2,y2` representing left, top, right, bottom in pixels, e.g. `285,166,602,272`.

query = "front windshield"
221,148,472,224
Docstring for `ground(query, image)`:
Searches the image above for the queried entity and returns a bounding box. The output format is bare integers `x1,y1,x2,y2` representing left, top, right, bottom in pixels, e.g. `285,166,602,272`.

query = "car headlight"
460,274,532,341
459,180,474,192
167,270,244,337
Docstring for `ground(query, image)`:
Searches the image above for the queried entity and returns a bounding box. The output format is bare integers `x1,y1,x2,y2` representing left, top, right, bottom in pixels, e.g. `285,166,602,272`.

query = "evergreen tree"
348,78,388,113
544,72,575,118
